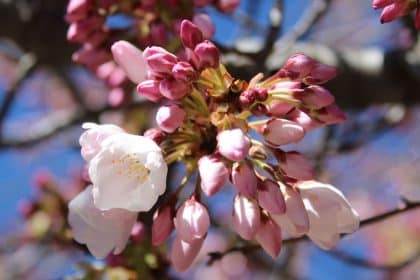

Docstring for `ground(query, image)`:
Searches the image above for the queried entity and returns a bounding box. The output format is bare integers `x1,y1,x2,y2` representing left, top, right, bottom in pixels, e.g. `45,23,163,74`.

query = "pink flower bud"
152,204,174,246
316,104,346,124
282,53,317,80
159,78,191,100
217,129,251,161
257,180,285,215
174,197,210,243
232,194,261,240
287,109,320,131
143,46,178,77
193,13,215,39
216,0,241,13
180,20,204,49
171,235,204,272
278,151,314,180
130,222,146,243
108,87,125,107
156,104,186,133
66,0,91,22
231,162,257,196
255,218,282,258
372,0,394,9
67,17,103,42
303,64,338,85
144,128,166,144
239,90,256,107
299,85,335,109
72,48,111,69
258,119,305,146
111,41,147,83
107,67,126,87
194,40,220,70
137,80,163,102
198,155,229,196
172,61,197,82
267,101,294,117
380,2,410,23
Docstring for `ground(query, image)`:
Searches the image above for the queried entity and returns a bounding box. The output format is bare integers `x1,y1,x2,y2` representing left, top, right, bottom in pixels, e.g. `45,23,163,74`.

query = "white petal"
68,186,137,258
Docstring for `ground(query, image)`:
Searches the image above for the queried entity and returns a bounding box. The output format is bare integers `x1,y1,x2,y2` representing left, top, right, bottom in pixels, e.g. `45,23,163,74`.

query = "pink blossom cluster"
65,0,239,105
69,19,359,272
373,0,420,28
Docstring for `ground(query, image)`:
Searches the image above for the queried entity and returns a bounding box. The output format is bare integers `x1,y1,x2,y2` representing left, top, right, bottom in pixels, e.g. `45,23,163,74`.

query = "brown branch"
0,53,37,138
207,200,420,266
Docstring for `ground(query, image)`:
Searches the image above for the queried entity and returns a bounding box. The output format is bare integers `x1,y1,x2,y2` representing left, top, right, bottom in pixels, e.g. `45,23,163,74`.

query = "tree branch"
207,200,420,265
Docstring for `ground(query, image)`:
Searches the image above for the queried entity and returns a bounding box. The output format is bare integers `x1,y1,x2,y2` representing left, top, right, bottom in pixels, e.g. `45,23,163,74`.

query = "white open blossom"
298,181,360,249
89,132,167,212
68,186,137,258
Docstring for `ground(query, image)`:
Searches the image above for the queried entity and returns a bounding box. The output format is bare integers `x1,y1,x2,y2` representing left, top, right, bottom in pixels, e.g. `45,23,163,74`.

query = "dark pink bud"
172,61,197,82
137,80,163,102
282,53,317,80
66,0,92,22
174,197,210,243
194,40,220,70
156,104,186,133
255,88,268,101
32,169,53,190
231,162,257,197
152,204,175,246
316,104,346,124
232,194,261,240
180,20,204,49
380,2,410,23
279,151,314,180
239,90,256,107
303,64,338,85
130,222,146,243
159,78,191,100
372,0,394,9
171,235,204,272
198,155,229,196
143,46,178,77
299,85,335,109
72,49,111,69
257,180,286,215
255,218,282,258
67,17,103,42
144,128,166,144
216,0,241,13
193,13,215,39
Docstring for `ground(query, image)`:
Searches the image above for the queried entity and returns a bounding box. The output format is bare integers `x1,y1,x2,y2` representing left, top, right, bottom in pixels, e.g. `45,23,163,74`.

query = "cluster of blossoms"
66,0,239,105
68,19,359,272
373,0,420,28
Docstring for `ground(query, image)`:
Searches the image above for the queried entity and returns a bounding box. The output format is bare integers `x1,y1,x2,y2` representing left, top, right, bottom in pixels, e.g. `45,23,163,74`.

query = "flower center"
112,153,150,183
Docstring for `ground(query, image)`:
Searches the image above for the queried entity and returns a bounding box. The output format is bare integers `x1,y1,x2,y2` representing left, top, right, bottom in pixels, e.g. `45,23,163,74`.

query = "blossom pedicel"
68,19,359,272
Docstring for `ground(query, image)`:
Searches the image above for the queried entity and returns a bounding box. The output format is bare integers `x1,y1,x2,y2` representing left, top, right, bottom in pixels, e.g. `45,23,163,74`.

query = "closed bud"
66,0,91,22
171,235,204,272
299,85,335,109
159,78,191,100
180,20,204,49
303,64,338,85
231,162,257,196
372,0,394,9
232,194,261,240
194,40,220,70
137,80,163,102
267,101,294,117
143,46,178,77
282,53,317,80
111,41,147,83
316,104,346,124
172,61,197,82
258,118,305,146
255,88,268,101
255,217,282,258
156,104,186,133
198,155,229,196
278,151,314,180
257,180,286,215
379,2,411,23
287,109,320,131
193,13,215,39
217,129,251,161
239,90,256,107
152,204,175,246
174,197,210,243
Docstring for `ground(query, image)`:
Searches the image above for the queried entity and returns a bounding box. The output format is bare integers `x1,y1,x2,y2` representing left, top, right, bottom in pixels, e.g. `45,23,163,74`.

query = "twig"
207,200,420,265
0,53,37,138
